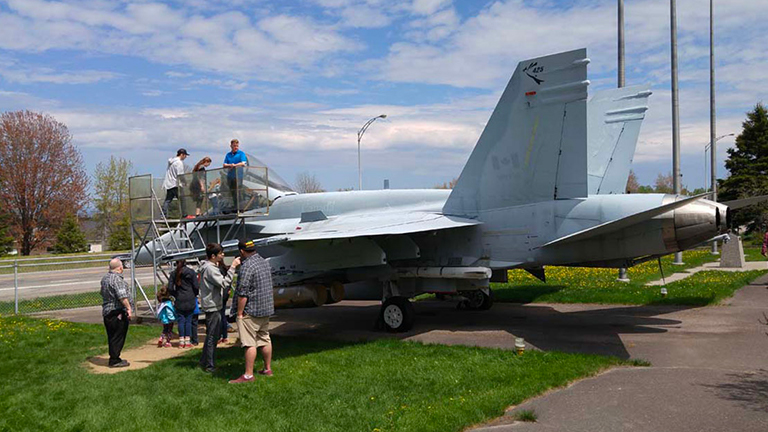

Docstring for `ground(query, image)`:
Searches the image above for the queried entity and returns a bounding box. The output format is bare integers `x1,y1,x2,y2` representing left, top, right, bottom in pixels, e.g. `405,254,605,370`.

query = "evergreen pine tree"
108,212,134,251
53,214,88,254
0,206,13,255
719,103,768,231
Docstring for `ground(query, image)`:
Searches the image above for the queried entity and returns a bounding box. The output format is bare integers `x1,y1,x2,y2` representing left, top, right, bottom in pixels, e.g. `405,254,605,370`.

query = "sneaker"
109,360,130,368
157,338,164,347
163,342,172,348
257,369,273,377
221,338,229,344
228,374,254,384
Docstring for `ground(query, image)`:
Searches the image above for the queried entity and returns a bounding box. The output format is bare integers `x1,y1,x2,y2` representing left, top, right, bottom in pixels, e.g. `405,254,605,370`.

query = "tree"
0,111,88,255
53,214,87,254
626,170,639,193
295,172,325,193
0,203,14,255
719,103,768,231
654,172,674,194
93,156,133,248
434,178,459,189
108,212,134,251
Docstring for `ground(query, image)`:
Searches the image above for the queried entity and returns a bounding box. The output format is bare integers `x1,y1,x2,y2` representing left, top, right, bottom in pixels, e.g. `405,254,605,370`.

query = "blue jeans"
177,311,194,338
220,303,229,339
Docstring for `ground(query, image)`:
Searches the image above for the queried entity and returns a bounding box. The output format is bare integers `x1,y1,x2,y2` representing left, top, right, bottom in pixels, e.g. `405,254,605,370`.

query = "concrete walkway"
471,274,768,432
646,260,767,286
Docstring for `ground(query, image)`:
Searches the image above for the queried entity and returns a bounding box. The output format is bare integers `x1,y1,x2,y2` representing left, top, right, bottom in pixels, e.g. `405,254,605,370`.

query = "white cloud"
165,71,193,78
411,0,452,16
0,0,361,81
189,78,248,90
142,90,165,97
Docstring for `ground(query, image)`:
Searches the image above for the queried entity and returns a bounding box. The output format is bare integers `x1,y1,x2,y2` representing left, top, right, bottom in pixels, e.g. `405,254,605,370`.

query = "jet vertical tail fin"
443,49,590,217
587,86,652,195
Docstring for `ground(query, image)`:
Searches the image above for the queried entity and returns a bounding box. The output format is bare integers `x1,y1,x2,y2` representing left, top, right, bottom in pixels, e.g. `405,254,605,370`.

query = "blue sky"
0,0,766,192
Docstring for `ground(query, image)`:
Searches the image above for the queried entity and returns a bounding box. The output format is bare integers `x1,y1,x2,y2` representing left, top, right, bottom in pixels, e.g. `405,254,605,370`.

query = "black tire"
379,296,415,332
479,288,493,310
461,289,494,311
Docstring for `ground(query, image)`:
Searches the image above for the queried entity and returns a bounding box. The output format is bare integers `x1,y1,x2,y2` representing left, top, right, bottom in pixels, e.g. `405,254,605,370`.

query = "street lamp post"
671,0,683,265
704,133,734,189
357,114,387,191
703,132,733,254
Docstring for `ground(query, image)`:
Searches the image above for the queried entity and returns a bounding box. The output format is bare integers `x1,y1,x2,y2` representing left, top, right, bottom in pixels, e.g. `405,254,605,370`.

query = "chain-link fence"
0,254,126,315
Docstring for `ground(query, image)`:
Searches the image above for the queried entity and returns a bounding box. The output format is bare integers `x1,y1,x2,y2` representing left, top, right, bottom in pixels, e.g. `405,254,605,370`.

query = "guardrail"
0,254,117,314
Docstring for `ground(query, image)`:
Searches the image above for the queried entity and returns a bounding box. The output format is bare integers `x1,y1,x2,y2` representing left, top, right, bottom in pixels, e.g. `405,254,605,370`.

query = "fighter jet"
137,48,729,332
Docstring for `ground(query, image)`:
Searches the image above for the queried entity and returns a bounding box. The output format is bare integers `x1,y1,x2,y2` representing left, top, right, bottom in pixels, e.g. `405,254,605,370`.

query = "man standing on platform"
229,240,274,384
162,148,189,217
222,139,247,212
100,258,133,368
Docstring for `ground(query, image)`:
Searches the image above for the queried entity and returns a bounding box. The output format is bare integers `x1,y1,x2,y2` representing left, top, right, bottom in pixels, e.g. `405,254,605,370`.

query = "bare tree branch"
0,111,88,255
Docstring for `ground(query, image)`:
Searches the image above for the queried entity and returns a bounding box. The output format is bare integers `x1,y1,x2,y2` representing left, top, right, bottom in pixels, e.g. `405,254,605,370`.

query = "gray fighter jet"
138,48,729,331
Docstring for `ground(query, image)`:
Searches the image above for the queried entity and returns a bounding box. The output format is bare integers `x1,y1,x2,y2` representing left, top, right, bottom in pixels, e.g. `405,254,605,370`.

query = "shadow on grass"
163,335,365,381
263,301,696,361
492,285,565,303
648,294,717,306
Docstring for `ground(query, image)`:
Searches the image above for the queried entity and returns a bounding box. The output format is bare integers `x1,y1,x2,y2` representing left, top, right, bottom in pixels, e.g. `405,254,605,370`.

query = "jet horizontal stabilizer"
541,193,709,248
722,194,768,210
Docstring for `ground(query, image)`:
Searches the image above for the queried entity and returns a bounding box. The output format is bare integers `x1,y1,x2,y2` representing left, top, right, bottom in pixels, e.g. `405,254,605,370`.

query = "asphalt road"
0,267,157,301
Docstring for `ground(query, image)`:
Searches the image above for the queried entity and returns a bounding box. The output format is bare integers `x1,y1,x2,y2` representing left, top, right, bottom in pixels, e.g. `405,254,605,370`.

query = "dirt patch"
85,329,240,374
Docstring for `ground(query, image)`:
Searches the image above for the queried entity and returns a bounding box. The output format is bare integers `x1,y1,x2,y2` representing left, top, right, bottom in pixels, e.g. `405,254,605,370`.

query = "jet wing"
161,212,481,261
280,212,481,242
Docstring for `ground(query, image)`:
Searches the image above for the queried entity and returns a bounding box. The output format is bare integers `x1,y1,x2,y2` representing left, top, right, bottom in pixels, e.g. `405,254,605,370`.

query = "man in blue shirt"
223,139,247,212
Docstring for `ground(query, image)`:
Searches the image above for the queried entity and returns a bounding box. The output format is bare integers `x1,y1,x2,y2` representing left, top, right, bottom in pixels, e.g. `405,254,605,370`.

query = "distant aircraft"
138,48,729,331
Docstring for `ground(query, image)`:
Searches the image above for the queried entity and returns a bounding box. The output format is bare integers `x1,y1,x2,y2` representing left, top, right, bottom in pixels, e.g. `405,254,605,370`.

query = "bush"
53,214,87,254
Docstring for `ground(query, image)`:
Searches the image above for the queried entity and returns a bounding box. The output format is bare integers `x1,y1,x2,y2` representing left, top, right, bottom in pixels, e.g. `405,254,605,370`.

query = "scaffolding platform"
127,164,274,317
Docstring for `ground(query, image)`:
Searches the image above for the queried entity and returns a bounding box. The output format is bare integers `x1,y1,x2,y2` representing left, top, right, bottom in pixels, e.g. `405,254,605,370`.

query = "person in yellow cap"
229,239,275,384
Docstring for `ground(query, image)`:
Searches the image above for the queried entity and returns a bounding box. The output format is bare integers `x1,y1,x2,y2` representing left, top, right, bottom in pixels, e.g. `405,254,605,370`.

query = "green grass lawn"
744,247,764,262
0,315,637,432
485,249,766,306
0,291,103,315
493,268,766,306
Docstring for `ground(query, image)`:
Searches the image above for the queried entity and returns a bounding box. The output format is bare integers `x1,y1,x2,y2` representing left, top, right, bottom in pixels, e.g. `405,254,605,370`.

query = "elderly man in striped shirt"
100,258,133,368
229,240,275,384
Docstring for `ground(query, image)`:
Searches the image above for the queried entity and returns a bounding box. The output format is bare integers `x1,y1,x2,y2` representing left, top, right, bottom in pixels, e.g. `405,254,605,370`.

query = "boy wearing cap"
162,148,189,217
229,239,275,384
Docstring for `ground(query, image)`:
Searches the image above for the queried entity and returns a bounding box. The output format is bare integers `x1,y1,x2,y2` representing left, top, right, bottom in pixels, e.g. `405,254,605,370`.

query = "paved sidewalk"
471,274,768,432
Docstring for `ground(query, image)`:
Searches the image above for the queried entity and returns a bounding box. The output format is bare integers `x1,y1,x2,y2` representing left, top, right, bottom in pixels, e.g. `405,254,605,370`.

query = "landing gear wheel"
460,289,493,311
379,296,415,332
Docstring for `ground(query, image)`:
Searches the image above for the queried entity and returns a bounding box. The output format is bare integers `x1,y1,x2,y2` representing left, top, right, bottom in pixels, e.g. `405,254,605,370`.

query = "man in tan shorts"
229,240,275,384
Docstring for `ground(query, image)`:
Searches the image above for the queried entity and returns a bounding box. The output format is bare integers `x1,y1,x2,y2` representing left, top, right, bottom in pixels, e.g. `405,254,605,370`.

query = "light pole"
618,0,625,88
708,0,718,255
357,114,387,191
704,133,734,190
670,0,683,265
617,0,628,282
